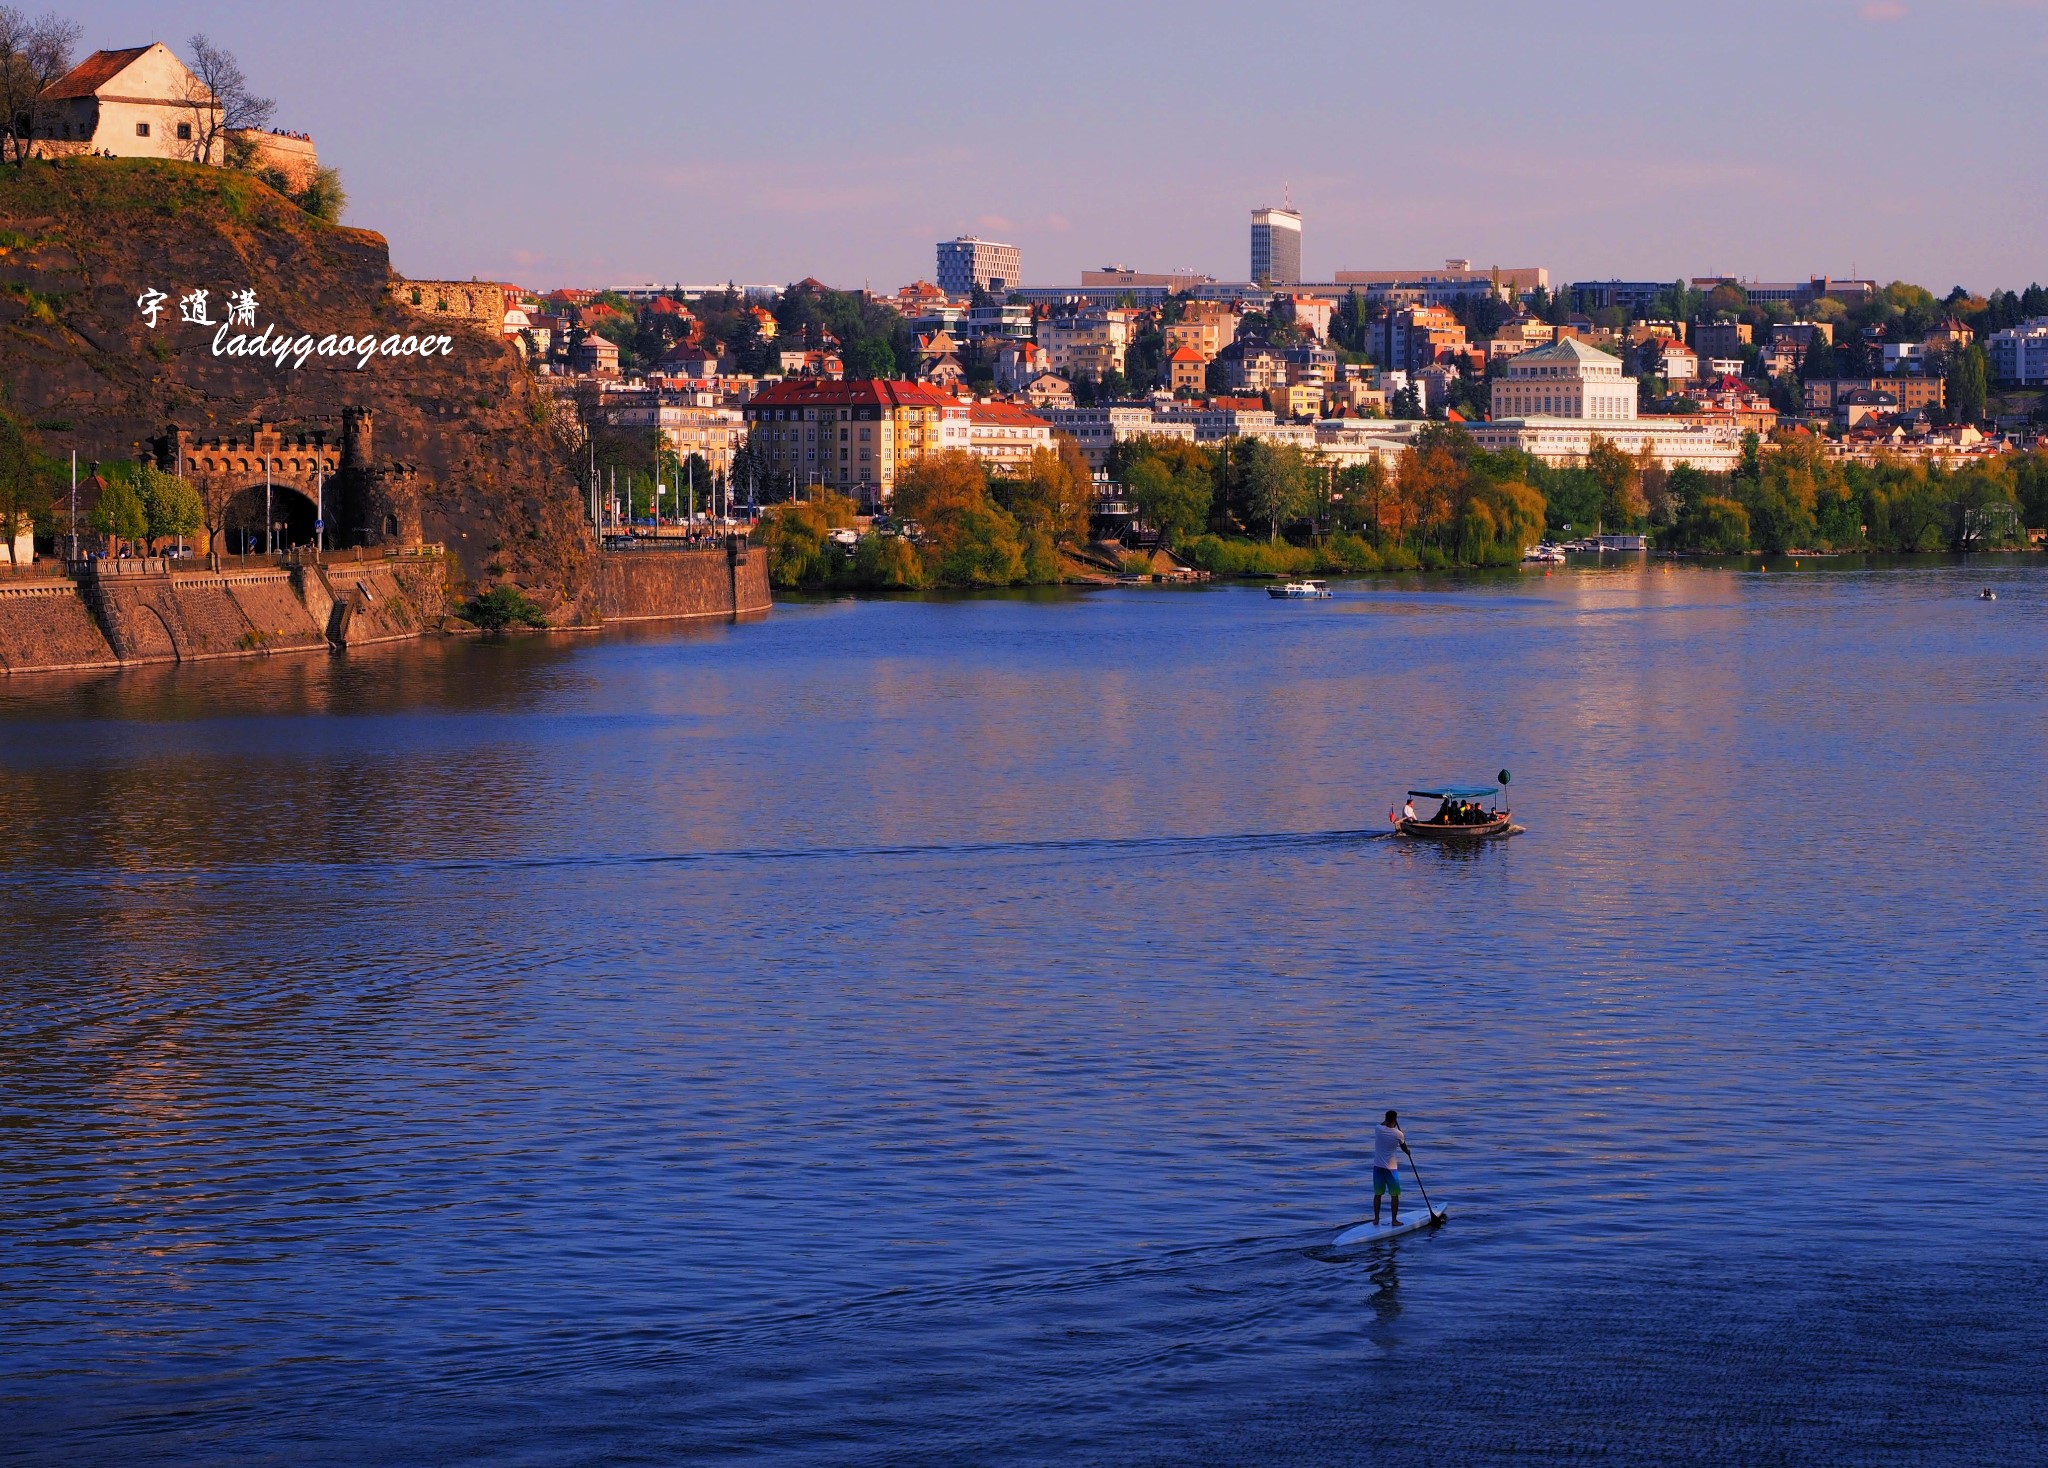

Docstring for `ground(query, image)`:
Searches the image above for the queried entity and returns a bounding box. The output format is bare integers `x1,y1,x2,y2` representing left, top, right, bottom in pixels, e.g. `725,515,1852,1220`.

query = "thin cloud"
1859,2,1909,20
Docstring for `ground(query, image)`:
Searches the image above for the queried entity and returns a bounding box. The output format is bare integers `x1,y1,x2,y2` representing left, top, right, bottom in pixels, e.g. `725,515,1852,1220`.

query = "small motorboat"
1523,542,1567,564
1393,782,1522,841
1268,579,1332,599
1980,589,1998,600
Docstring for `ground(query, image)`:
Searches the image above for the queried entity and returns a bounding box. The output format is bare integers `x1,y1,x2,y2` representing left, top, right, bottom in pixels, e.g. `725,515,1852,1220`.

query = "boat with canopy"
1394,779,1522,840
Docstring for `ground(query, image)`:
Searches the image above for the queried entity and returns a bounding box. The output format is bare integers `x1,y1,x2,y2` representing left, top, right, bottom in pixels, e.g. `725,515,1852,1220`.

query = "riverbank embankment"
0,542,770,674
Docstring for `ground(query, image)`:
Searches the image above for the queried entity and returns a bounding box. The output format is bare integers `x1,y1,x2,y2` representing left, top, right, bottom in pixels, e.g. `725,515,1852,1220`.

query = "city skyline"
61,0,2048,293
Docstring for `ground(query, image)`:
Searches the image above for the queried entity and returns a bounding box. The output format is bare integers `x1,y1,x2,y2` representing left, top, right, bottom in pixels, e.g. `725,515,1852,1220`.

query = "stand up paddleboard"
1332,1208,1446,1248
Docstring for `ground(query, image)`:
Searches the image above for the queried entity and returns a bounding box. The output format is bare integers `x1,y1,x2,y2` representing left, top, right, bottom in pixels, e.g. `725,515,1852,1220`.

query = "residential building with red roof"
741,379,970,504
1166,342,1210,396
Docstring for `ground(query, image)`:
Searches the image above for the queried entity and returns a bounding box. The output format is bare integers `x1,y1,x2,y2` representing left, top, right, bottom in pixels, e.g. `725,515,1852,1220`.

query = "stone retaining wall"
86,570,328,663
593,542,771,623
322,559,450,645
0,582,118,672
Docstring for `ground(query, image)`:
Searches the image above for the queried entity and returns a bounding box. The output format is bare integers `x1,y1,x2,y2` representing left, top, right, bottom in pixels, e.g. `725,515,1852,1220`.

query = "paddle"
1402,1145,1442,1222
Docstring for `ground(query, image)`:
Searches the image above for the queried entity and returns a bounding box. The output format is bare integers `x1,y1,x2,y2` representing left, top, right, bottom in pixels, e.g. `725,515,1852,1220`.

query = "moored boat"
1268,579,1332,599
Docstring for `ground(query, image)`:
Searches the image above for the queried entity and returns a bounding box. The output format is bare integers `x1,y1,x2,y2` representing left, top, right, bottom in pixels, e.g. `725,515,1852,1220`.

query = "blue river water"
3,558,2045,1465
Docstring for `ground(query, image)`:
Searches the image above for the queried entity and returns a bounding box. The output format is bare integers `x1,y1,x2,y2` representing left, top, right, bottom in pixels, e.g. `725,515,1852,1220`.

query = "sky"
65,0,2048,294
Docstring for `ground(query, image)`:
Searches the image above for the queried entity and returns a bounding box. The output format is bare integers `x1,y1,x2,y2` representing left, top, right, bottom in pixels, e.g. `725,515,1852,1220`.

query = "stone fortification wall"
231,129,320,193
0,582,117,671
387,279,508,330
593,542,771,623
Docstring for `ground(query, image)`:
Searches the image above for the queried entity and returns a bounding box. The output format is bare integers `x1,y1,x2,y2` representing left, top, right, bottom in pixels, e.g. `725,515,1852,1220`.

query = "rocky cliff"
0,156,586,599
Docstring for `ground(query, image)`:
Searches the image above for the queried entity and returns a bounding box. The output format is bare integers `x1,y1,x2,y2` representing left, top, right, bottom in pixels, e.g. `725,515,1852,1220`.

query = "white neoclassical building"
1477,335,1741,470
1489,337,1637,421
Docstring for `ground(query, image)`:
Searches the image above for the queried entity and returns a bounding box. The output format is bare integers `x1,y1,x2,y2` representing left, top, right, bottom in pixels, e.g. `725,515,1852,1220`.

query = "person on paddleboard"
1372,1110,1411,1227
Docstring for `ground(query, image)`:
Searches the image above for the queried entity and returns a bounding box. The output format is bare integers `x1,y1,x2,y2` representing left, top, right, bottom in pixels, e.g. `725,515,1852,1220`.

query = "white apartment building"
1042,406,1196,469
967,402,1054,476
1038,309,1134,382
1464,419,1742,471
1987,319,2048,385
1488,338,1637,421
610,400,748,476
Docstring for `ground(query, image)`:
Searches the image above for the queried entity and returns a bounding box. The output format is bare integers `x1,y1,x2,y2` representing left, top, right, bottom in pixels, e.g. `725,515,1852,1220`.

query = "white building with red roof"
31,42,218,162
967,401,1054,476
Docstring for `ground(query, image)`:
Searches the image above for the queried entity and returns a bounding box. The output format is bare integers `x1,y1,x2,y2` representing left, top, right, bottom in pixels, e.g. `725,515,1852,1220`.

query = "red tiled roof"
969,402,1050,428
1166,344,1207,363
747,378,964,412
40,45,159,101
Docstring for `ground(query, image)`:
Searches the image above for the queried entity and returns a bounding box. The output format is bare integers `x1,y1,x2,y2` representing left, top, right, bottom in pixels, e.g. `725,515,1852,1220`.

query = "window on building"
176,122,192,140
136,121,150,137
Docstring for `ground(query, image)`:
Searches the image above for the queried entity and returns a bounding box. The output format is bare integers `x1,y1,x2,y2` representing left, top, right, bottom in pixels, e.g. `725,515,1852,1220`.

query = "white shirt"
1372,1124,1405,1170
1402,802,1417,822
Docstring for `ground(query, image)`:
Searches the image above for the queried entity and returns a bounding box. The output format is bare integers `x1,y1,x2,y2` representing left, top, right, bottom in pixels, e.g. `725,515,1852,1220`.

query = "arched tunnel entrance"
220,485,320,554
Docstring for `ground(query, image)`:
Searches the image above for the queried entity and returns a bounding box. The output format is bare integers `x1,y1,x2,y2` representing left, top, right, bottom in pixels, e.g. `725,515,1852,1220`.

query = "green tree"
852,531,926,589
0,411,53,565
1948,344,1988,424
294,166,347,224
1455,477,1546,564
91,473,149,552
1674,494,1751,553
138,464,204,549
2014,451,2048,531
1124,455,1212,544
935,503,1027,585
1241,440,1312,541
757,492,856,588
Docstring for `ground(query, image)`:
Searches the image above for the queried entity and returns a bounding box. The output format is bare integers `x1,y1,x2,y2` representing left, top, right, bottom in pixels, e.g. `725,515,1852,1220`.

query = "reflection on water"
3,559,2045,1464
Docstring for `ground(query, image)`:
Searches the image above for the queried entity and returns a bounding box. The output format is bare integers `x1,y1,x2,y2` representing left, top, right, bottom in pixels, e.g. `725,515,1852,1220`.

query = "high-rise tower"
1250,206,1302,286
936,236,1021,295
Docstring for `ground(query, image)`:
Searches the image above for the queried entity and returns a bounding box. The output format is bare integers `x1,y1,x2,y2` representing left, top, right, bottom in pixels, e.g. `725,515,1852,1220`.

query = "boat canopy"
1407,784,1499,800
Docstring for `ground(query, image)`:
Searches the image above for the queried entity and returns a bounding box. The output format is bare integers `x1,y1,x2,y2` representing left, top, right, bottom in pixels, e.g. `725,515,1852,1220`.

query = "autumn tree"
1000,437,1092,547
1393,427,1467,544
894,450,1027,585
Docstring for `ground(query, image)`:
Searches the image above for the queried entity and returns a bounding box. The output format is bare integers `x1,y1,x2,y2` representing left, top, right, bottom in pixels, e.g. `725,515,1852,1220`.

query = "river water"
3,558,2045,1465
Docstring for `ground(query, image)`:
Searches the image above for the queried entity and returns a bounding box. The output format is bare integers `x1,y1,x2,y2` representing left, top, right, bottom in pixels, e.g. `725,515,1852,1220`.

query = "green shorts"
1373,1166,1401,1197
